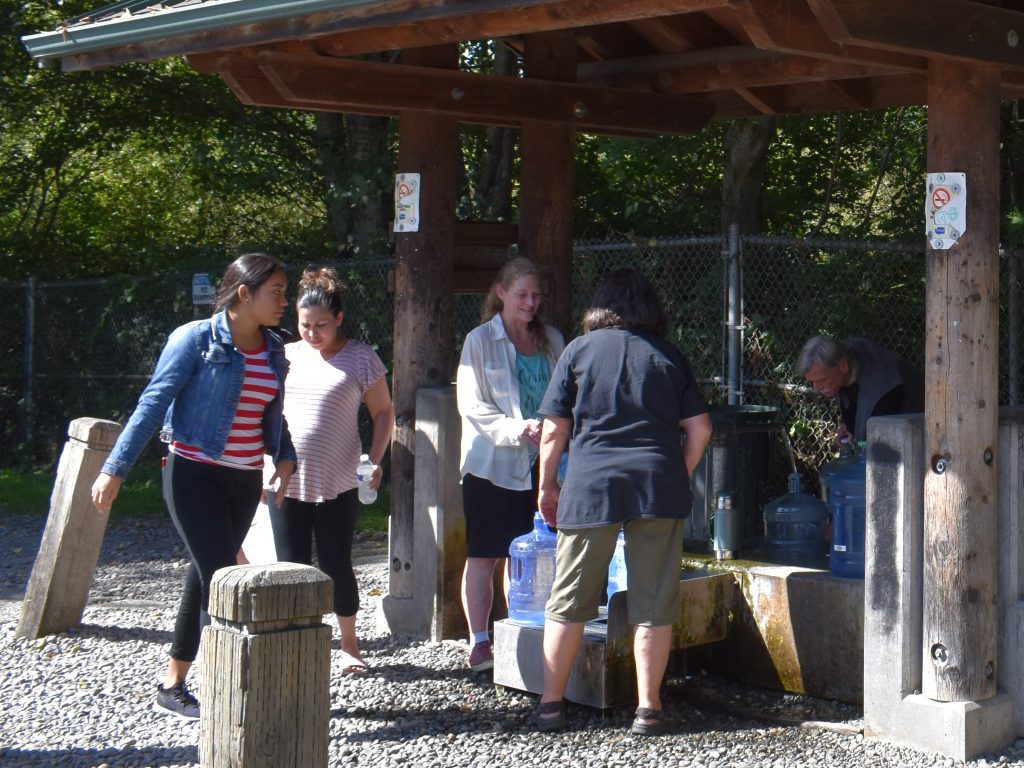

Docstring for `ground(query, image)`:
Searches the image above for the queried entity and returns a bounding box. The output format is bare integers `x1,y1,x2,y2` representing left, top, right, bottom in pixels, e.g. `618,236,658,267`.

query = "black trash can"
686,405,788,553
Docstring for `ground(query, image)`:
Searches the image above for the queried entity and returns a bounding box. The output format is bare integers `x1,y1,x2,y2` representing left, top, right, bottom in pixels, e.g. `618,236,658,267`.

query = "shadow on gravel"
353,661,486,682
76,623,174,645
328,704,531,742
0,744,198,767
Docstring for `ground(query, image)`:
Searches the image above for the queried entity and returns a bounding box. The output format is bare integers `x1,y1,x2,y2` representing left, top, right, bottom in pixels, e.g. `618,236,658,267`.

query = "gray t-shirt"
539,328,708,529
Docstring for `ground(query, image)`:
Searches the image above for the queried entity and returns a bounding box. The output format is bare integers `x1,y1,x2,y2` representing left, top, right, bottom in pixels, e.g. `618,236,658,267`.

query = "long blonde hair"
480,257,550,355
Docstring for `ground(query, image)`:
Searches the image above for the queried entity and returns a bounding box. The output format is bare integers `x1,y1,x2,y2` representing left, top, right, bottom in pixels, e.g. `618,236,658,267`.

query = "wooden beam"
61,0,732,72
453,221,518,293
808,0,1024,70
580,46,886,92
246,50,712,136
922,58,1002,703
310,2,732,58
389,45,459,601
732,0,927,73
519,32,576,336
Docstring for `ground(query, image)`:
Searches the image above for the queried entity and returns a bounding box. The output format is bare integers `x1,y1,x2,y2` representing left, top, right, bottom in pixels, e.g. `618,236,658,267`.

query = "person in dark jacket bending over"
796,335,924,443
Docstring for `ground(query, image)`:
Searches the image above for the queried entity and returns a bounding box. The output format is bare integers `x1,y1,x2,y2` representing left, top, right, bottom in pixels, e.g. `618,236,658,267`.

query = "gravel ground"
2,512,1024,768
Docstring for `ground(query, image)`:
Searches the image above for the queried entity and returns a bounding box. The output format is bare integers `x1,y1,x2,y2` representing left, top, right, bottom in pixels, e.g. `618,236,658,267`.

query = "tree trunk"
1002,101,1023,217
314,73,393,259
474,44,517,221
721,116,777,235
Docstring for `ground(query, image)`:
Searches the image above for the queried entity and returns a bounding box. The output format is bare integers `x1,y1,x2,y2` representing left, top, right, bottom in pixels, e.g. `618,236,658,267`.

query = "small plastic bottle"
356,454,377,505
606,530,627,603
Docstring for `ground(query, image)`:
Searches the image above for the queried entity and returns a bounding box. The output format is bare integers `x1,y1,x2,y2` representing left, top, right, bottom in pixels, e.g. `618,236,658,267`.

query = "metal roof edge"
21,0,380,63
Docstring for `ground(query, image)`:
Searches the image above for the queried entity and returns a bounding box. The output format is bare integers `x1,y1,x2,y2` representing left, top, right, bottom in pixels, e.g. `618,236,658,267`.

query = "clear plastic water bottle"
356,454,377,505
507,512,558,627
606,530,627,603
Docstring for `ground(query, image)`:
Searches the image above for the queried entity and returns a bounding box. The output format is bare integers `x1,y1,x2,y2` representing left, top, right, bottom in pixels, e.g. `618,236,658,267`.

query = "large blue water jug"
508,512,558,626
829,452,867,579
763,473,828,567
817,438,858,505
606,530,627,603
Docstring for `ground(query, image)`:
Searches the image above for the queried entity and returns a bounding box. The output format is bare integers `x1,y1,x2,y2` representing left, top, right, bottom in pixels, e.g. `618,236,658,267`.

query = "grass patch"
0,463,391,535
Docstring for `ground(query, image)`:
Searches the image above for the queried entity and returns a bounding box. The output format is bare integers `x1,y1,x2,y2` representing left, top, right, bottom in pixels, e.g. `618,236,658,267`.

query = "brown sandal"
630,706,666,735
531,699,567,732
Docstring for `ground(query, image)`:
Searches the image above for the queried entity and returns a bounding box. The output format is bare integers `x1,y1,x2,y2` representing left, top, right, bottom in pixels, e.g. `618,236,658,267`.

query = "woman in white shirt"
269,266,394,675
456,257,565,671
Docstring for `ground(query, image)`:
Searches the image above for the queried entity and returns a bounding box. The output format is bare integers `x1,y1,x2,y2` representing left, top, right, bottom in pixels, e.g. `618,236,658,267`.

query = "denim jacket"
101,311,296,478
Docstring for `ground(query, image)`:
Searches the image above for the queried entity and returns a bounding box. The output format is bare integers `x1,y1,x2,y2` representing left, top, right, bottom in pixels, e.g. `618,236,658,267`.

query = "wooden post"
389,44,459,600
200,563,333,768
16,417,121,639
519,32,576,336
922,60,1002,703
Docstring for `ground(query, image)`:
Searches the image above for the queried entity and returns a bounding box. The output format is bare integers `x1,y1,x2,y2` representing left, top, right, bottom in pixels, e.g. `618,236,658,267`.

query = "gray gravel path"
2,512,1023,768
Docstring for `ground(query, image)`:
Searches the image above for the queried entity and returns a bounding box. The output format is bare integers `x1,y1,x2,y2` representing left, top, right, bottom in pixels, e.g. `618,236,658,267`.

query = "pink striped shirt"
284,339,387,502
171,344,278,470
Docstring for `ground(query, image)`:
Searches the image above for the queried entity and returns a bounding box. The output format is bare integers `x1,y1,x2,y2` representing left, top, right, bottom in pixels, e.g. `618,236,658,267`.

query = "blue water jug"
829,452,867,579
606,530,627,603
763,473,828,567
508,512,558,626
818,438,858,505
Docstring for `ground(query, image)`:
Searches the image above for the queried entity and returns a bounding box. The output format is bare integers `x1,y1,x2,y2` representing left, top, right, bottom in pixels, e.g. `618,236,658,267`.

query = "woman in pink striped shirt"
269,266,394,675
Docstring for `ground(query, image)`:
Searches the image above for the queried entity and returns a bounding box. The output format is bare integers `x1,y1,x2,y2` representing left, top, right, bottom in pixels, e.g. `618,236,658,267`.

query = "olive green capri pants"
544,517,685,627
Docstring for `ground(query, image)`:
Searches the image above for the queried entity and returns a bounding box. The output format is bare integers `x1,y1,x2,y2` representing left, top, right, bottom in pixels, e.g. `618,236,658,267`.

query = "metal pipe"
726,223,742,405
23,278,35,443
1008,249,1020,405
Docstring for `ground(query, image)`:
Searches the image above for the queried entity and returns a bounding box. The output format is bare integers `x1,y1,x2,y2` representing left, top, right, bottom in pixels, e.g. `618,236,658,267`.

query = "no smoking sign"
926,172,966,250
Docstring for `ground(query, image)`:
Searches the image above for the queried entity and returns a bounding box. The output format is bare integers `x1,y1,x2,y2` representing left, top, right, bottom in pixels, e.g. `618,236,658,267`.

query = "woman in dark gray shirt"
532,268,712,735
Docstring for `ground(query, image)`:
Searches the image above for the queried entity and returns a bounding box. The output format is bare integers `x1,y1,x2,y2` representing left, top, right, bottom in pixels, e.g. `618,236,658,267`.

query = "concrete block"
864,412,1020,759
863,414,925,729
494,573,732,709
379,385,465,640
698,562,864,704
876,693,1016,762
998,409,1024,735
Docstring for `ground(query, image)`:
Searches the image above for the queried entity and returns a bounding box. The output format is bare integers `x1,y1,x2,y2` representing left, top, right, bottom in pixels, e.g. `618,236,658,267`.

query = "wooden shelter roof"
22,0,1024,136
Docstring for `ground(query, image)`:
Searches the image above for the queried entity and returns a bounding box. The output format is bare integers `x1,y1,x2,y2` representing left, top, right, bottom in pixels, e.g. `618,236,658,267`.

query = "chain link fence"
3,236,1023,485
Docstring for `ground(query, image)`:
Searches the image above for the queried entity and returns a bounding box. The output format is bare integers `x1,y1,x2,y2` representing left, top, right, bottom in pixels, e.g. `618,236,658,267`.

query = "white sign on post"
394,173,421,233
192,273,214,305
926,172,966,250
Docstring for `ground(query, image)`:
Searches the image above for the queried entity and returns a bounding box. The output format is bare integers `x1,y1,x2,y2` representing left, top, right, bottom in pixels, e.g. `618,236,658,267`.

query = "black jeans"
268,489,360,617
162,453,262,662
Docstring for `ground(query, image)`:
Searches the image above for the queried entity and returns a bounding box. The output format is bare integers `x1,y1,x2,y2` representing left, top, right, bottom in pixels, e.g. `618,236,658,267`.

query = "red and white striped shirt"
171,344,279,470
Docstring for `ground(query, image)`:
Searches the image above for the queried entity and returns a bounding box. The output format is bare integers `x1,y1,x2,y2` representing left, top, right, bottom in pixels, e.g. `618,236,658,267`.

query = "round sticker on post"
925,172,966,250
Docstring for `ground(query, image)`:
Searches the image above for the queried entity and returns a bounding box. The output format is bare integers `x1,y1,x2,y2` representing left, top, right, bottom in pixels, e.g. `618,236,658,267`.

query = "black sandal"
630,706,666,735
531,699,567,732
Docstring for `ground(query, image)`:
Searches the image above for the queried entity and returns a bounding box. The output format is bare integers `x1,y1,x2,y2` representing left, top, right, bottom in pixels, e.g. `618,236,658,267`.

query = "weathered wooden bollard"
16,417,122,639
200,563,333,768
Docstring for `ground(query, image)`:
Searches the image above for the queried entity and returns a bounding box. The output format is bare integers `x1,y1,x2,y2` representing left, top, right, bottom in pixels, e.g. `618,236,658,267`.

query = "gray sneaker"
154,681,200,720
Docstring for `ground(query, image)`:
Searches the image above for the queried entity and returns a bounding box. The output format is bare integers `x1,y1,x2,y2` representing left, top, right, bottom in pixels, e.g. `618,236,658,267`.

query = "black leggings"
162,453,262,662
268,490,360,617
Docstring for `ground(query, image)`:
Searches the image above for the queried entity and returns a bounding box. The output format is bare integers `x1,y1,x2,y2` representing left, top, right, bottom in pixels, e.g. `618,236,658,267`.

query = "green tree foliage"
764,109,927,239
1,0,326,279
573,128,728,238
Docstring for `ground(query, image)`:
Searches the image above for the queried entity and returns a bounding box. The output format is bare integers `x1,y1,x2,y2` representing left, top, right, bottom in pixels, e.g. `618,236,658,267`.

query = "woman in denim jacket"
91,253,296,720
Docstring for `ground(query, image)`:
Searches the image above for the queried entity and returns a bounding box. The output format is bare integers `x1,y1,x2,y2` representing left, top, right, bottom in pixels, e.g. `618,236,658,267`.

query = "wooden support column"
389,45,458,601
519,33,576,336
200,563,333,768
16,417,121,639
922,59,1001,703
